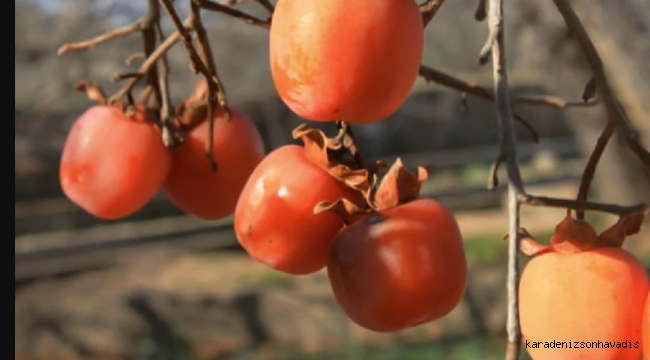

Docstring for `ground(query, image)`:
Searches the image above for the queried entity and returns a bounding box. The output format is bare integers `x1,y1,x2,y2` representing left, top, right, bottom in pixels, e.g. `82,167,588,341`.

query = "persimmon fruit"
269,0,424,124
327,198,467,332
164,107,265,220
60,105,171,220
519,216,649,360
233,144,363,275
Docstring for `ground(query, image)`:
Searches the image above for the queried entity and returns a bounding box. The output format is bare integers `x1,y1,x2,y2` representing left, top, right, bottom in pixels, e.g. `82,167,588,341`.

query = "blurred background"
15,0,650,359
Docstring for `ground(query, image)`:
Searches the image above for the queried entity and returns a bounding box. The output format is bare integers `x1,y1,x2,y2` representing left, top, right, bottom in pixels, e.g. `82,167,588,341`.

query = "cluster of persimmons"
56,0,648,359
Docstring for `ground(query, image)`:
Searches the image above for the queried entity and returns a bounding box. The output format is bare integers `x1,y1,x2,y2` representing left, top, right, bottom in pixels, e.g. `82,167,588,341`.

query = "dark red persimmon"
327,198,467,332
60,105,171,220
269,0,424,124
519,218,649,360
234,145,363,275
164,107,265,220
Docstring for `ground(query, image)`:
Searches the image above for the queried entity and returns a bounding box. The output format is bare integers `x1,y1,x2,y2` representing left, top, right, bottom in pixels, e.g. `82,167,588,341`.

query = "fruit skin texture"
269,0,424,124
641,293,650,359
519,244,649,360
234,145,363,275
327,198,467,332
164,107,265,220
60,105,171,220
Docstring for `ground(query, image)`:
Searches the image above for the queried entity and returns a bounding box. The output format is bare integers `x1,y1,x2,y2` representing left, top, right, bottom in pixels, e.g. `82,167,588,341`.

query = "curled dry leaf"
598,208,648,248
74,81,108,105
370,158,433,211
313,198,370,225
291,123,374,195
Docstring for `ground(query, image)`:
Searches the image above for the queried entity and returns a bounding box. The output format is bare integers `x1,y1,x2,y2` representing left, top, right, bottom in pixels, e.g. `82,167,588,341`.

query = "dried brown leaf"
598,210,648,247
371,158,432,211
314,198,370,225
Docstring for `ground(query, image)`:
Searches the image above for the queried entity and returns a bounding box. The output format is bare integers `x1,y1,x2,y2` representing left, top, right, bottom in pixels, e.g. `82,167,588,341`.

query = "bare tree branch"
484,0,523,359
552,0,650,172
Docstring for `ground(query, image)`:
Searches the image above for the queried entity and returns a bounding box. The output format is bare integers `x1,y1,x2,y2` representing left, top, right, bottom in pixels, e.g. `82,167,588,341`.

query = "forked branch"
552,0,650,172
419,65,599,144
484,2,649,359
159,0,225,170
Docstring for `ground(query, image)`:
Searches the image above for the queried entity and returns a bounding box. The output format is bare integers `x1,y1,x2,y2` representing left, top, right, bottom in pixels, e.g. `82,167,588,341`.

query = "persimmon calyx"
74,81,108,105
598,208,648,248
314,198,371,225
292,123,374,195
368,158,433,212
508,228,552,257
549,215,599,253
520,207,648,256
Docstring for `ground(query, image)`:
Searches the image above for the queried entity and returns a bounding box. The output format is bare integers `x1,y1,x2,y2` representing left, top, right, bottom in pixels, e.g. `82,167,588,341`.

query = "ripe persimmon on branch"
55,1,649,360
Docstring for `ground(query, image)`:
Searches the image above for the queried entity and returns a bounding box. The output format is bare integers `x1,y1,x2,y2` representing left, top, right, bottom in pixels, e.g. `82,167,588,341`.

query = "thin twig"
142,0,163,110
137,85,155,105
419,65,597,111
155,17,184,149
552,0,650,172
160,0,220,170
420,0,446,28
484,1,523,359
191,0,229,171
420,65,545,141
112,72,142,81
155,23,171,119
191,0,227,109
200,0,271,29
57,23,142,55
488,153,505,190
479,6,498,66
108,31,182,104
574,121,617,219
520,194,648,216
125,52,146,66
218,0,254,5
512,95,598,109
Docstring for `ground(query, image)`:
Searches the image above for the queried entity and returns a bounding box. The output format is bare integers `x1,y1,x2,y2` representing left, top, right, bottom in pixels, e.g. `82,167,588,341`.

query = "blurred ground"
15,0,650,359
14,224,650,360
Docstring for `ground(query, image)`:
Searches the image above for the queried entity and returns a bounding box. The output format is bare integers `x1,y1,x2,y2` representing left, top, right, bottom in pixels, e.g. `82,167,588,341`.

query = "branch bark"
484,0,523,359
